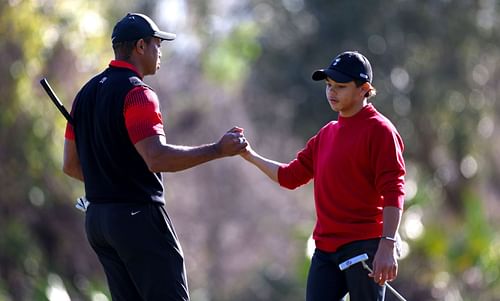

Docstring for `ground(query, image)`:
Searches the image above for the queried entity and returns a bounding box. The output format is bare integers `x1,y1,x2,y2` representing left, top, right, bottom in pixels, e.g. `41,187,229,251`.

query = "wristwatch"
381,236,397,242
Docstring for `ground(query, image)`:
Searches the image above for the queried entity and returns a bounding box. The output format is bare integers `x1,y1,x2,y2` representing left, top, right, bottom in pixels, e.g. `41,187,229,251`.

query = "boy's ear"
360,82,372,96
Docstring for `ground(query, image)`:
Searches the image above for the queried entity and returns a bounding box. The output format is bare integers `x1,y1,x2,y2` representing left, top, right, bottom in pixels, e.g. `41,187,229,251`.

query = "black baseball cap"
312,51,372,83
112,13,176,44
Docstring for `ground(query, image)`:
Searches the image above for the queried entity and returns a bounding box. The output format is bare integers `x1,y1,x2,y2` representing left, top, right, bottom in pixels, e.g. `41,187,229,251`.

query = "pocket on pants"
149,204,183,253
150,204,171,234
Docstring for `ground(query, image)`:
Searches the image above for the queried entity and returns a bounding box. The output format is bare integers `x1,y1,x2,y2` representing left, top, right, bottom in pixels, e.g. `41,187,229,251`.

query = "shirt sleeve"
64,94,78,140
64,122,75,140
123,86,165,144
277,136,315,189
372,124,406,209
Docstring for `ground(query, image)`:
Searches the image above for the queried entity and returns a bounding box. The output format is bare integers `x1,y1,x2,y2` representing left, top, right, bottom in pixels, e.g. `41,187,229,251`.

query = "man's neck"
114,57,144,78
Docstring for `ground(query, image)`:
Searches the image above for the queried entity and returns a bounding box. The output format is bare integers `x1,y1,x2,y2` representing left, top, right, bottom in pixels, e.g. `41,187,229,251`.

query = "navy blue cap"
312,51,372,83
112,13,176,44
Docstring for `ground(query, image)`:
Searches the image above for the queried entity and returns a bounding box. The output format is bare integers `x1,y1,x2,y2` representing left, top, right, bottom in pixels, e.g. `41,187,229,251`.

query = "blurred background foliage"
1,0,500,300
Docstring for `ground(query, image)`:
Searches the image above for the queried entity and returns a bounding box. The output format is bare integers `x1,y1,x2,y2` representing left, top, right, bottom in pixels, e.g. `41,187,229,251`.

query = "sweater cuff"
383,192,405,209
277,166,287,187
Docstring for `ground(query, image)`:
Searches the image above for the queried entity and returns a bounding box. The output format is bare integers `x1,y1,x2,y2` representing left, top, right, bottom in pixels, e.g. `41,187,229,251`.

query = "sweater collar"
338,103,376,125
109,60,143,79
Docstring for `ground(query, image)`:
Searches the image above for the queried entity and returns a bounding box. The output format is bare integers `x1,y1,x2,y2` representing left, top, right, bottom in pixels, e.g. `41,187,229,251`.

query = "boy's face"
324,77,370,117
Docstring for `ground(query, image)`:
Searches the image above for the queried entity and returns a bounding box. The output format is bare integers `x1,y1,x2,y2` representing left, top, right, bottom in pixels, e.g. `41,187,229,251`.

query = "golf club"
40,78,88,212
39,78,74,125
339,253,408,301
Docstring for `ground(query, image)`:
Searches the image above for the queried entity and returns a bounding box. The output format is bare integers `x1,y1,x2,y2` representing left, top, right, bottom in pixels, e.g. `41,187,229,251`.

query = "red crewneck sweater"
278,104,405,252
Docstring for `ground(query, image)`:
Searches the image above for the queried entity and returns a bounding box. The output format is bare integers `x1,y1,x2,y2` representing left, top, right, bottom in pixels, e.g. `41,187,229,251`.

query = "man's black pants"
306,239,386,301
85,202,189,301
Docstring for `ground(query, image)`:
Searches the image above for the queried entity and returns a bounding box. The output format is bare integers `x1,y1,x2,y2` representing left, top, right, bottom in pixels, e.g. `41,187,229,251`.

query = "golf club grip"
39,78,74,125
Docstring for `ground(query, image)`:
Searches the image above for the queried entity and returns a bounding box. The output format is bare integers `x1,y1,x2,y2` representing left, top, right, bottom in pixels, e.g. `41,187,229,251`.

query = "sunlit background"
1,0,500,300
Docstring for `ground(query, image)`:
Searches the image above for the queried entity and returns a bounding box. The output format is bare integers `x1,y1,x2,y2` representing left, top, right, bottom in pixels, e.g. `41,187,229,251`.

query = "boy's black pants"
306,238,386,301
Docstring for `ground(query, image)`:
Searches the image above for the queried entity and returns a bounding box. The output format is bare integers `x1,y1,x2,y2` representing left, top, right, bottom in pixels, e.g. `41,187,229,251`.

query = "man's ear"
135,39,146,54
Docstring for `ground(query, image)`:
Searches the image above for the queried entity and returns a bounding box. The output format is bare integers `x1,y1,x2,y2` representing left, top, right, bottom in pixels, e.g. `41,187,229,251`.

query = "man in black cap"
240,51,405,301
63,13,247,301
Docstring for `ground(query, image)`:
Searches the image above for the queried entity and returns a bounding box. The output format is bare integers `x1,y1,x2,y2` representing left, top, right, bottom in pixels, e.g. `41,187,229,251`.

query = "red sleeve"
64,122,75,140
278,136,315,189
372,124,406,209
64,95,78,140
124,86,165,144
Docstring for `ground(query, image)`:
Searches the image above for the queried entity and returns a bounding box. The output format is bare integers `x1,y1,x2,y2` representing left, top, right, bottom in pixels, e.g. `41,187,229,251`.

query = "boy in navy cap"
63,13,247,301
241,51,405,301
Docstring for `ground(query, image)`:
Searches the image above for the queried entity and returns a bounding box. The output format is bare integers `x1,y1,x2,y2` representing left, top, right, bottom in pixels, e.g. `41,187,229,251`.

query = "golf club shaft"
39,78,74,125
361,262,407,301
385,283,407,301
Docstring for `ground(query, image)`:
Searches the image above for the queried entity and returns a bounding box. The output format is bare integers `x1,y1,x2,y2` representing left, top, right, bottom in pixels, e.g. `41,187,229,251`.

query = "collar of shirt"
109,60,143,79
337,103,376,126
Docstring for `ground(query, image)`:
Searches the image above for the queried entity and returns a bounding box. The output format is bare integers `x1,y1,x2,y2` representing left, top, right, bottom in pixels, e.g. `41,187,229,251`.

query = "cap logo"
360,73,368,79
333,58,341,66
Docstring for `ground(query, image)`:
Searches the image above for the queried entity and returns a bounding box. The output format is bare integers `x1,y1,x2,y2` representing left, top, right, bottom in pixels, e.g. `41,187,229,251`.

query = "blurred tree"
4,0,500,300
0,0,145,300
1,0,313,300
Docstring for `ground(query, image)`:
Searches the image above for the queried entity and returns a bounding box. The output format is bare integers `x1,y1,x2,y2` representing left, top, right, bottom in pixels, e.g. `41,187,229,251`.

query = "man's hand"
216,126,248,156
